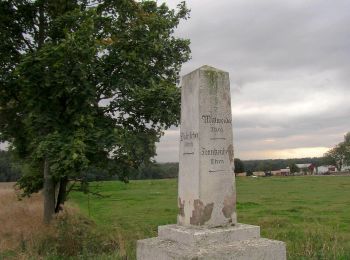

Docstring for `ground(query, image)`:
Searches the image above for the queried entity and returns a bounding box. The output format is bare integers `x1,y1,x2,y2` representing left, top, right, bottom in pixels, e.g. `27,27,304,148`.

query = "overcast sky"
156,0,350,162
1,0,348,162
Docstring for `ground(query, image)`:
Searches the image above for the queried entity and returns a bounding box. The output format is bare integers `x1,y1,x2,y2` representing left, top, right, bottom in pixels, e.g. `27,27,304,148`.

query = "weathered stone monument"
137,66,286,259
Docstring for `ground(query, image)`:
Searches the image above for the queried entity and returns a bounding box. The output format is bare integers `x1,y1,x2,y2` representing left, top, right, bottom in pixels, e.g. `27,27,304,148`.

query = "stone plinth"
178,65,236,227
158,223,260,247
137,224,286,260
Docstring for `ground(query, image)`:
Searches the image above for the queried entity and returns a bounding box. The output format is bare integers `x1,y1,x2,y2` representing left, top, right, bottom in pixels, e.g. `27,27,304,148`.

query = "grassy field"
69,176,350,259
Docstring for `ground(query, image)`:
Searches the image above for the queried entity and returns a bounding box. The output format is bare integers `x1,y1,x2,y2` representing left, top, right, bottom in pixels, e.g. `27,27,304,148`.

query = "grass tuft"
0,183,122,259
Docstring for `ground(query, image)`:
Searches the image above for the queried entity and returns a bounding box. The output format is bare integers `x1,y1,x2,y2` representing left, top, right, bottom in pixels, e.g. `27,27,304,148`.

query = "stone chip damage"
190,199,214,226
227,144,234,163
178,198,185,217
222,194,236,219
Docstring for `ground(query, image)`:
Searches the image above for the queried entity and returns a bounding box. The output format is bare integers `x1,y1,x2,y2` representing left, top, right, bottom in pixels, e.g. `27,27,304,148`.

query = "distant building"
296,163,315,175
236,172,247,177
280,168,291,176
317,165,336,175
253,171,265,177
293,171,303,176
270,168,291,176
271,170,281,176
342,165,350,172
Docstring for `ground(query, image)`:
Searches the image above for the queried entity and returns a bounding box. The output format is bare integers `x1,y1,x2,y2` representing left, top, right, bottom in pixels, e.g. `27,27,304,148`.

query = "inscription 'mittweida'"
178,65,237,227
201,115,232,124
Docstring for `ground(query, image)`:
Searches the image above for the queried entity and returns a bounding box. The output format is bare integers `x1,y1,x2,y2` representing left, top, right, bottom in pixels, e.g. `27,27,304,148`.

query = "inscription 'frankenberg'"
201,147,233,156
202,115,232,124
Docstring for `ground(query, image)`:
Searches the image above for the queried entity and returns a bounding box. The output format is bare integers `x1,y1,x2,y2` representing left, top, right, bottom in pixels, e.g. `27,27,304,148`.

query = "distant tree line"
0,150,338,182
0,150,179,182
2,132,349,182
81,162,179,181
62,156,346,180
242,157,325,173
0,151,22,182
79,157,337,180
129,163,179,180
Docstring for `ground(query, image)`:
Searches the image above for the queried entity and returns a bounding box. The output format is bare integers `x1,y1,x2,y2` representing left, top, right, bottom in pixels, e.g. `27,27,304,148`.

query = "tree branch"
20,34,34,52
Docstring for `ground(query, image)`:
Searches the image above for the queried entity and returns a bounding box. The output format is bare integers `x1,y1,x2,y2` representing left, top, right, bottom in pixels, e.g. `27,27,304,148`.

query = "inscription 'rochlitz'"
201,147,233,156
202,115,232,124
180,131,198,142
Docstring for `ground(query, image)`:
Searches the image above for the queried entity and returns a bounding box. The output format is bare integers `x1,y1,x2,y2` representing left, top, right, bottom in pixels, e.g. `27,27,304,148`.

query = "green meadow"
70,176,350,259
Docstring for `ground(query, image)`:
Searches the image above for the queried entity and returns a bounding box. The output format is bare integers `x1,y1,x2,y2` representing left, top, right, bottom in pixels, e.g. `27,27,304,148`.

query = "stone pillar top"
196,64,228,72
177,65,237,227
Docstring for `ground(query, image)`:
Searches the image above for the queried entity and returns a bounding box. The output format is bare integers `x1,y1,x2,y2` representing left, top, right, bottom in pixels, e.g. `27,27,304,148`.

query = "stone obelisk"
137,66,286,260
178,65,236,227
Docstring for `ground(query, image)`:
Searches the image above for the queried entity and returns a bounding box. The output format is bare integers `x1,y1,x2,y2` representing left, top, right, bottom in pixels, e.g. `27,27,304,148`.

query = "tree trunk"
55,176,68,213
43,158,55,224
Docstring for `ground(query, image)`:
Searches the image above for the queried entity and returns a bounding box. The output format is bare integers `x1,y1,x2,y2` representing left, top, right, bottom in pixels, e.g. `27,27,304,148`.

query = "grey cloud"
181,0,350,71
156,0,350,161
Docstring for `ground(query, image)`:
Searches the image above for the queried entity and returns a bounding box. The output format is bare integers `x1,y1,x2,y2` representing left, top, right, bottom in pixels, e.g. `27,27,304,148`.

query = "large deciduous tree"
0,0,190,223
324,132,350,171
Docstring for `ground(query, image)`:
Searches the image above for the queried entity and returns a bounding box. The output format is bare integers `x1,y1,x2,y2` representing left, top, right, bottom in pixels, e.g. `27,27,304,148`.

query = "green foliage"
4,210,122,259
345,132,350,165
0,1,190,199
246,170,253,176
131,162,179,179
324,132,350,171
288,163,300,174
37,211,119,258
0,151,22,182
234,158,245,174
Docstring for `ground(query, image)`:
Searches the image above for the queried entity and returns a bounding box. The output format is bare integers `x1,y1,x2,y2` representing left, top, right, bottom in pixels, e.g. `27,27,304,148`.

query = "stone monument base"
137,223,286,260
